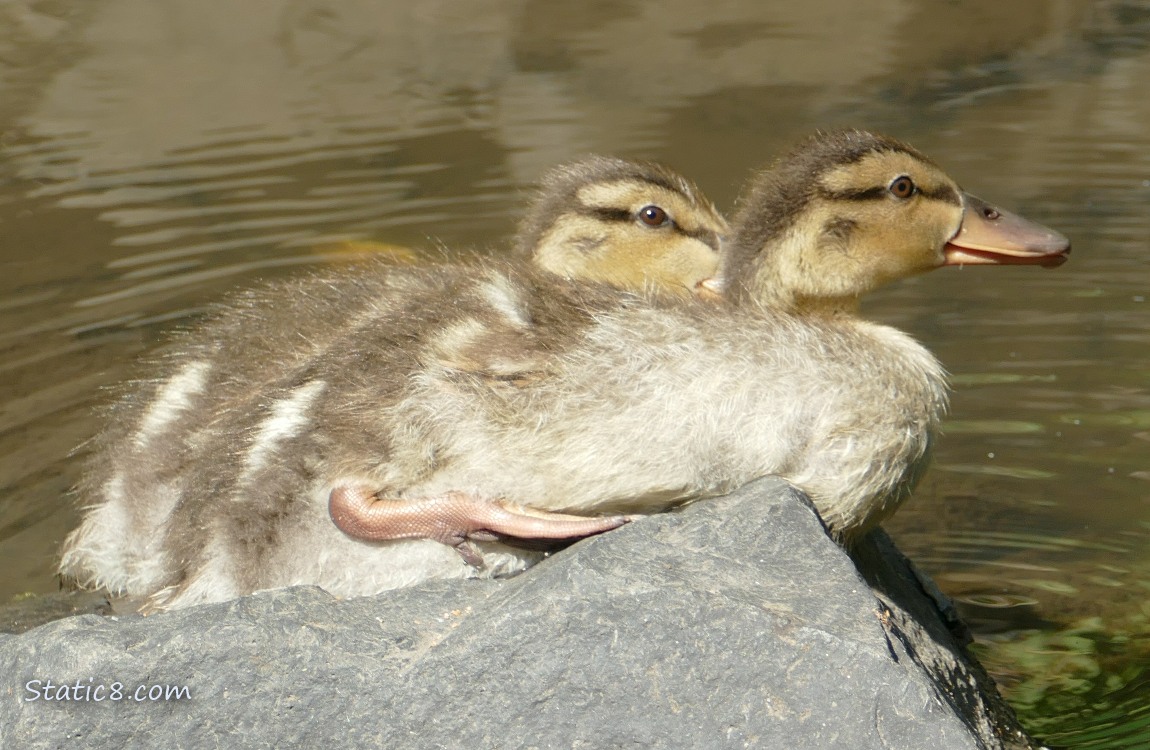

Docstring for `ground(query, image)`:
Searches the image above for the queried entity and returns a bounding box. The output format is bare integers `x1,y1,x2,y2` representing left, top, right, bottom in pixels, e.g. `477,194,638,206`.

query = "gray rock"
0,478,1036,749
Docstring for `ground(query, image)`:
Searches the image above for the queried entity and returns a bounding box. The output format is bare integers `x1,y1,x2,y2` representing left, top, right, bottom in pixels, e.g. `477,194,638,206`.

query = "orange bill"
944,193,1070,268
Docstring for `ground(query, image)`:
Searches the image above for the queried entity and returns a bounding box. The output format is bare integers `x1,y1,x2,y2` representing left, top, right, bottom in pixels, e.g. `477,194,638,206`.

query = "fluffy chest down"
393,305,948,535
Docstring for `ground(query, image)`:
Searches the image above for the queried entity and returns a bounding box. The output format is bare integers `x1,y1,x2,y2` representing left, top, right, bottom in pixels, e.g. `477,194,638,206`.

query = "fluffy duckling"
329,130,1068,561
325,156,730,554
59,157,727,608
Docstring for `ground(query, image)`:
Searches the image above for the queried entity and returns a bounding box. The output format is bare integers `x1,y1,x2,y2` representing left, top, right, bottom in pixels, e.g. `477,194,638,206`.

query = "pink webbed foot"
328,485,629,567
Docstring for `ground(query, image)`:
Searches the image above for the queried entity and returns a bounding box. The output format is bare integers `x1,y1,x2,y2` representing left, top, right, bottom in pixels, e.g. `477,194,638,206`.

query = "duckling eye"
888,175,916,200
638,205,670,227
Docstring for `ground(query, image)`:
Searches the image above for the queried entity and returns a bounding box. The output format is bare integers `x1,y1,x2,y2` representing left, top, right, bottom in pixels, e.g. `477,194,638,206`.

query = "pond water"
1,1,1148,745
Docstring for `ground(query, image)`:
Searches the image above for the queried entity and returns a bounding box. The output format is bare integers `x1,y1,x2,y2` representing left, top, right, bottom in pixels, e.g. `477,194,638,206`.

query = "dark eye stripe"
818,186,888,202
817,184,961,205
679,226,721,252
585,205,677,227
585,207,634,223
922,186,962,205
580,206,720,251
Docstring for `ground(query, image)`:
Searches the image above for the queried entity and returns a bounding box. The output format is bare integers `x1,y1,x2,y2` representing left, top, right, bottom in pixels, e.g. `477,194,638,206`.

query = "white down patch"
134,360,212,448
238,380,326,485
478,274,531,329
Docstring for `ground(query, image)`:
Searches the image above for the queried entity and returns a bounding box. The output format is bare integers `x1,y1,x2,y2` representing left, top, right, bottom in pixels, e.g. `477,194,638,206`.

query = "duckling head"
517,156,728,298
720,130,1070,314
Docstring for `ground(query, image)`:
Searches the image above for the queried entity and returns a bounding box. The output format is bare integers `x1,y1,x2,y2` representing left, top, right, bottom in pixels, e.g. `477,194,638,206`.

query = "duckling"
324,156,730,554
58,157,728,607
327,130,1068,565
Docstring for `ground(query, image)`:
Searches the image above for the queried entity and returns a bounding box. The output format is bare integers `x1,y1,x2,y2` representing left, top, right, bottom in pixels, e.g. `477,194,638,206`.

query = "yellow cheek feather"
594,236,719,295
818,154,965,285
533,176,725,296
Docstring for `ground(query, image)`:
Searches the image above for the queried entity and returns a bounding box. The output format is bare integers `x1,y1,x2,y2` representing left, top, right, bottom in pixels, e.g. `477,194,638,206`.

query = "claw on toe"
453,541,486,568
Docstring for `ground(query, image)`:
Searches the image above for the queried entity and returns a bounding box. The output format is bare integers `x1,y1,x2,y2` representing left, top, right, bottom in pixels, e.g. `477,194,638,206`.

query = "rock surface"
0,478,1036,749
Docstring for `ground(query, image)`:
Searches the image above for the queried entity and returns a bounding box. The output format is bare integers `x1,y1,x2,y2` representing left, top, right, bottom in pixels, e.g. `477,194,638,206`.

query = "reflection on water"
1,1,1149,746
974,626,1150,748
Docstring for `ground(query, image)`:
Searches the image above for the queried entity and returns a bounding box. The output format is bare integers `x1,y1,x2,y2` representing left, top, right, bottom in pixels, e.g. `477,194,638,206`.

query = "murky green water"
1,1,1147,745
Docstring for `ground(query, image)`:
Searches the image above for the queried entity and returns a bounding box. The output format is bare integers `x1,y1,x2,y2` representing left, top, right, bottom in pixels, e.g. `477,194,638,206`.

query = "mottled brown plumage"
60,156,728,609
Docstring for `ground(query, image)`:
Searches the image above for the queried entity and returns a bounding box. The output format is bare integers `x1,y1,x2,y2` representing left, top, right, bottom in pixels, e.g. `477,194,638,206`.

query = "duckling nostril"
982,207,1001,221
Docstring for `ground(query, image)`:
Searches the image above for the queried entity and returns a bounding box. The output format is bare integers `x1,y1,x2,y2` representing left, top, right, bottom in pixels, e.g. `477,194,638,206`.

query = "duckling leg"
329,484,629,566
